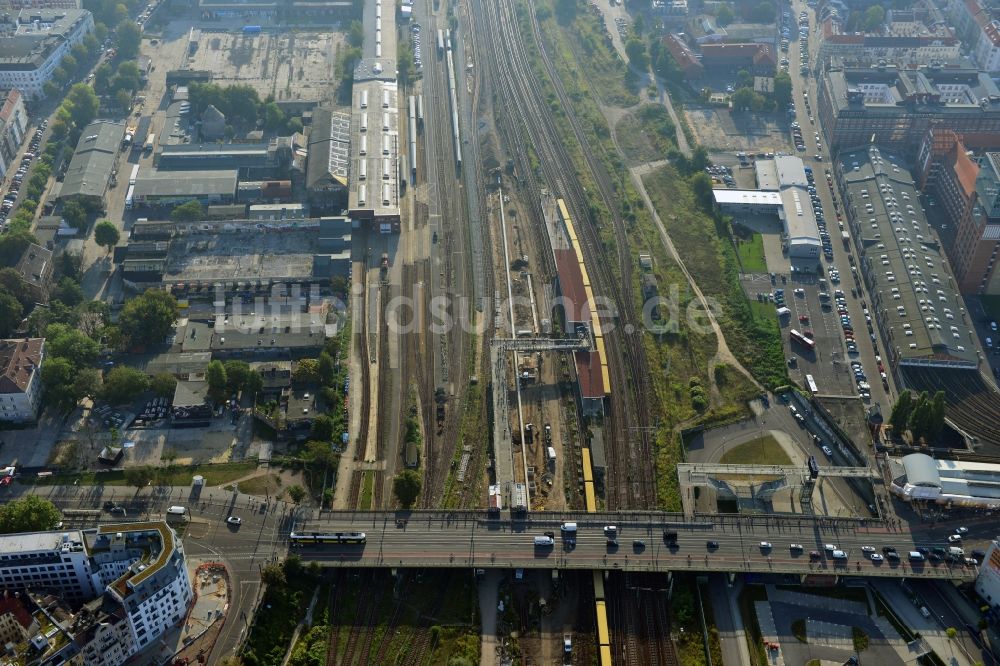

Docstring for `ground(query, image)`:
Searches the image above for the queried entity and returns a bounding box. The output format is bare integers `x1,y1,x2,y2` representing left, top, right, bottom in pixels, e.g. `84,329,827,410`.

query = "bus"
789,329,816,351
805,374,819,394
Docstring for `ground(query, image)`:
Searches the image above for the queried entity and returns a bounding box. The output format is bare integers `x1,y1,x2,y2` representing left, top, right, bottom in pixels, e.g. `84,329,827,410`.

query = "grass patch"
229,472,282,497
852,626,869,652
643,165,787,389
28,461,258,487
242,558,321,666
719,435,790,465
359,470,374,510
735,233,767,272
791,618,807,642
672,575,721,666
615,104,676,164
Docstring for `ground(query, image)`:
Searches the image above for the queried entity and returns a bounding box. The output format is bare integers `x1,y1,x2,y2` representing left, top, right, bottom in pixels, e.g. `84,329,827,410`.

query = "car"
821,445,833,457
226,516,242,525
789,543,803,551
870,553,883,561
759,541,772,550
824,543,838,551
882,546,897,554
809,550,821,560
707,540,719,550
948,534,962,543
633,540,646,551
860,546,875,553
109,506,126,516
956,526,969,535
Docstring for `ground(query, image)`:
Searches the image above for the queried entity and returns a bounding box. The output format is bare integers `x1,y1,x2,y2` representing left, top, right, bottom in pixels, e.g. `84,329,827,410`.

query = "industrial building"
305,107,349,212
818,65,1000,157
0,8,94,99
132,169,238,207
712,156,822,259
346,0,402,232
154,137,298,179
58,120,125,207
890,452,1000,507
836,146,979,369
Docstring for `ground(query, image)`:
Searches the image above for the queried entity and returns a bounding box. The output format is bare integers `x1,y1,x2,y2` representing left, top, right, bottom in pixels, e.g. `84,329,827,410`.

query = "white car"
956,526,969,535
948,534,962,543
870,553,883,562
226,516,242,526
860,546,875,553
760,541,773,550
789,543,803,551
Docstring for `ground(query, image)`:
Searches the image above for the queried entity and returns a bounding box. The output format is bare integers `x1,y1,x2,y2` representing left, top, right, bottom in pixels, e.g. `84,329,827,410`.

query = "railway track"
338,571,386,665
323,572,344,666
470,0,656,508
346,471,362,510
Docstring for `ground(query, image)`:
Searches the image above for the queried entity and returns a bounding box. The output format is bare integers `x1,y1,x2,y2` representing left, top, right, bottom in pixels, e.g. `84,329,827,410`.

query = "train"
445,47,462,167
592,571,612,663
289,531,367,545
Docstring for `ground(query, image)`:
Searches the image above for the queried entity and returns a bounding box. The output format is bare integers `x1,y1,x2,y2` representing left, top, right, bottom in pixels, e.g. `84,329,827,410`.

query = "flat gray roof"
779,186,821,244
60,121,125,200
838,145,977,367
134,170,238,198
755,159,779,191
348,79,401,220
0,530,86,553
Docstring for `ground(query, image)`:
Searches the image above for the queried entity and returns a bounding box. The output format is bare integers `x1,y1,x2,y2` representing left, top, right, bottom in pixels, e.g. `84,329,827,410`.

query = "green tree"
42,81,61,100
690,172,715,210
397,42,415,86
287,116,303,134
114,89,133,111
0,496,61,534
72,368,103,401
93,62,114,95
124,467,154,492
151,372,178,398
862,5,885,32
41,357,79,412
317,351,336,387
716,4,735,25
773,71,793,107
731,87,756,112
751,1,775,23
929,390,946,438
632,13,645,36
347,20,364,48
294,358,321,384
0,290,22,337
94,220,120,254
102,366,150,404
111,61,141,93
0,228,37,267
83,33,101,57
260,562,287,586
625,38,649,70
206,360,228,403
262,102,285,131
736,69,753,89
310,414,335,441
62,200,88,229
170,200,204,222
286,484,306,504
52,277,85,307
907,390,933,442
0,268,32,309
117,289,179,347
946,627,958,640
393,469,422,508
66,84,100,129
46,323,101,368
889,390,913,434
115,19,142,58
61,54,78,74
554,0,579,24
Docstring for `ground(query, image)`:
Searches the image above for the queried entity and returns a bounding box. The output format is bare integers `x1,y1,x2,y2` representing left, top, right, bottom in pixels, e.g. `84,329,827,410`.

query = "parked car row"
0,122,44,229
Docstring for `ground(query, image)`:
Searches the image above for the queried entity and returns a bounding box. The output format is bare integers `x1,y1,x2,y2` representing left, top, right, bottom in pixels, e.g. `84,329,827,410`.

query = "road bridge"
678,462,880,479
290,511,979,581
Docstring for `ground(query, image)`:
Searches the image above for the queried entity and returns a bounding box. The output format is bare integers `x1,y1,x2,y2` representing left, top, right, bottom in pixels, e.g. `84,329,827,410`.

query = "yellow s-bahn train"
289,531,367,545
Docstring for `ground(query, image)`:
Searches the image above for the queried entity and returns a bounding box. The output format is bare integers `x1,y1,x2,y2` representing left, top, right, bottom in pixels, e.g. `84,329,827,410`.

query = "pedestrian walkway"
754,600,786,666
805,619,853,649
871,580,975,666
766,584,868,616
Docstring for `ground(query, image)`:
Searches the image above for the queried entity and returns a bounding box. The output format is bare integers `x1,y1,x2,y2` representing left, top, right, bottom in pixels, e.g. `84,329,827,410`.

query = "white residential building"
0,338,45,423
0,9,94,99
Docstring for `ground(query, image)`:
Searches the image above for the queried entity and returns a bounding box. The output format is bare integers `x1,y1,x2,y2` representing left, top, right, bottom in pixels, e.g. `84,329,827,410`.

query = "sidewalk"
754,600,786,666
765,584,868,616
871,580,975,666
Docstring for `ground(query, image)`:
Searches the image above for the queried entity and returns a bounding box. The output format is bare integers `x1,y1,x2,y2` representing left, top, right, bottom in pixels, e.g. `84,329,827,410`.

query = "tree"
66,84,100,129
73,368,103,401
293,358,321,384
731,87,756,112
94,220,120,254
286,484,306,504
304,439,338,470
946,626,958,640
112,61,141,93
863,5,885,32
310,414,335,442
61,54,78,74
93,62,113,94
890,390,913,434
41,357,78,412
750,0,775,23
124,467,154,492
260,562,287,586
0,496,61,534
83,33,101,57
0,228,38,267
393,470,422,508
62,200,88,229
115,19,142,58
736,69,753,90
287,116,303,134
625,38,649,70
632,14,645,36
347,20,364,48
43,81,61,100
317,351,336,387
51,277,84,307
102,366,150,404
716,4,735,25
46,323,101,368
0,289,21,337
151,373,177,398
690,173,715,210
554,0,578,24
773,71,793,108
117,289,179,347
170,200,204,222
907,390,933,442
206,360,228,403
262,102,285,131
0,268,32,309
114,89,133,111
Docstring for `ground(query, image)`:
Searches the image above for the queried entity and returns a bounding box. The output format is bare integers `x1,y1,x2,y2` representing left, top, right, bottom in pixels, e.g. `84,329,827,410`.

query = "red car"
798,314,809,323
803,330,815,339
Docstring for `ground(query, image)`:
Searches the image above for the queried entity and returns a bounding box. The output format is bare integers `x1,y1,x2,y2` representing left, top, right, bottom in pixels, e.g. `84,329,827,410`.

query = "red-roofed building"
700,42,775,75
662,33,704,79
554,248,589,329
0,593,37,647
574,351,605,415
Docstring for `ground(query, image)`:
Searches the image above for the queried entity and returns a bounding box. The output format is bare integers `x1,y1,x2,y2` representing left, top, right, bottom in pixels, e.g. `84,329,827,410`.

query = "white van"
831,549,847,559
920,606,931,618
947,546,964,557
166,506,187,516
560,522,577,533
534,535,554,547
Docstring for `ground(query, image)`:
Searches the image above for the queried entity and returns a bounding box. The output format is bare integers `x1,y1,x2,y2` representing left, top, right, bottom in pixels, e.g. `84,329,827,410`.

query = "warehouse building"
836,146,978,369
58,120,125,207
132,169,238,207
818,65,1000,157
305,107,349,212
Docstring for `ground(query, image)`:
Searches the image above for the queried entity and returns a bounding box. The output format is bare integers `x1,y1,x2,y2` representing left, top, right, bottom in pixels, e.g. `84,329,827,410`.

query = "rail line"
470,0,656,509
